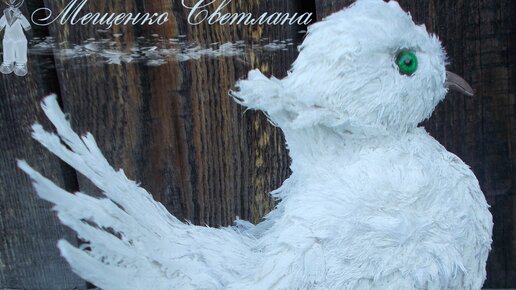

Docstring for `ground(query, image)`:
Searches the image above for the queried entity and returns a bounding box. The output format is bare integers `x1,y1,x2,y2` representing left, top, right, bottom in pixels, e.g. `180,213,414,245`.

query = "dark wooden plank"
315,0,515,287
487,195,516,289
43,0,305,229
315,0,354,20
0,2,86,288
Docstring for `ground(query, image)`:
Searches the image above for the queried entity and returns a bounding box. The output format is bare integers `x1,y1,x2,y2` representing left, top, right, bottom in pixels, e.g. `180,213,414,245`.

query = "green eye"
396,50,418,76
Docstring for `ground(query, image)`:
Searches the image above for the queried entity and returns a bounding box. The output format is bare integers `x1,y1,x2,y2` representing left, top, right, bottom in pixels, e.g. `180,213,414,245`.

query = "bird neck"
283,125,413,171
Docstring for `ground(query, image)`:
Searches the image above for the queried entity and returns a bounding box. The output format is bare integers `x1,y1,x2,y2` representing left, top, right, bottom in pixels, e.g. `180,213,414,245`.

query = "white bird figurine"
19,0,493,289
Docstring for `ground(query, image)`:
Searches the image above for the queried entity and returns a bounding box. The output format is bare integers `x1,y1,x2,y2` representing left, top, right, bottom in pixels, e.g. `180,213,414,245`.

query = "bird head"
234,0,473,135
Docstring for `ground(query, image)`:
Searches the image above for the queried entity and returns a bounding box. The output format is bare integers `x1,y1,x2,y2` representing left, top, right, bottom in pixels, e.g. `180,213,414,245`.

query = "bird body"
19,0,492,289
230,126,492,290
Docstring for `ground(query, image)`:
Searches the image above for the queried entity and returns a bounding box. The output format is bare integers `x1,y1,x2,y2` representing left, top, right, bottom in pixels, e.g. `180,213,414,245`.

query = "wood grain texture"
315,0,354,20
0,4,86,289
43,0,302,228
315,0,515,287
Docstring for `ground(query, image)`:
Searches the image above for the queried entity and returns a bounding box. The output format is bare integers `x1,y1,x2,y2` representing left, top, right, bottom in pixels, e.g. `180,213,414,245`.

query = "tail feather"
58,240,172,290
32,99,179,233
18,95,257,289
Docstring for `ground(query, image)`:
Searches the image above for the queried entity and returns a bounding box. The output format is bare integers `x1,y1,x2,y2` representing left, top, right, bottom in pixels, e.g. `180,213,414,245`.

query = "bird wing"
18,95,257,290
232,69,349,130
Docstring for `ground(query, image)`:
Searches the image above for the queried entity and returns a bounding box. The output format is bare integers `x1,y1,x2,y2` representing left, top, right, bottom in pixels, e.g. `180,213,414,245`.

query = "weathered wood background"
0,0,513,289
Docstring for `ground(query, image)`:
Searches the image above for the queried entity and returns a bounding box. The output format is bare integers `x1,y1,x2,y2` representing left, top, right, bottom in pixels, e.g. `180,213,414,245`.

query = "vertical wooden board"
487,194,516,288
42,0,148,201
160,0,301,225
43,0,305,230
315,0,354,20
0,4,85,289
315,0,515,287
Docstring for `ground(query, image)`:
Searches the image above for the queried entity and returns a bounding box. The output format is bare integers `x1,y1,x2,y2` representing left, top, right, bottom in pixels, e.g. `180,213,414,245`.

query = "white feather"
19,95,257,290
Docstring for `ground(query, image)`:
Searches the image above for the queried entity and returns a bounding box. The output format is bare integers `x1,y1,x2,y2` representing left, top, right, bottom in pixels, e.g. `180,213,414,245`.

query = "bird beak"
445,71,474,96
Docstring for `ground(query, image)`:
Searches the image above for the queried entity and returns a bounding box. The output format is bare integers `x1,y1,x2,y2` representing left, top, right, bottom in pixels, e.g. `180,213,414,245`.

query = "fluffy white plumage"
19,0,492,289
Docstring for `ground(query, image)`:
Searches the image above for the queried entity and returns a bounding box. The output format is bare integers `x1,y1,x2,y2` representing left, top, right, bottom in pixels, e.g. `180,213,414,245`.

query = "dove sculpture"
19,0,492,289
